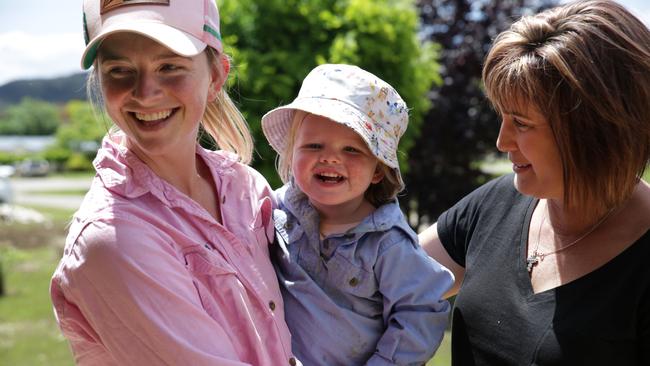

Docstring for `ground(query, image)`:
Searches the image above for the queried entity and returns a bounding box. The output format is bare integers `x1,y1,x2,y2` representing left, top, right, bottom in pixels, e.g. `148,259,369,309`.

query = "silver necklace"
526,203,615,273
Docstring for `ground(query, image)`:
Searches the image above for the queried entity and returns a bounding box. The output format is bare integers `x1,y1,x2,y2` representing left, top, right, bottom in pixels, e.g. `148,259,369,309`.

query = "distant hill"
0,73,88,108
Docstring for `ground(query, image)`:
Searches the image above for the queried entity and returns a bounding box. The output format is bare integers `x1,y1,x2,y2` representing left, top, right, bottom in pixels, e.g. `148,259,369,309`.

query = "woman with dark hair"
420,1,650,364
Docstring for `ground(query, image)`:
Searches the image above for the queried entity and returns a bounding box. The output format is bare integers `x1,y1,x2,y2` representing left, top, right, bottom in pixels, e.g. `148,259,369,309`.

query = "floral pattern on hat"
262,64,409,173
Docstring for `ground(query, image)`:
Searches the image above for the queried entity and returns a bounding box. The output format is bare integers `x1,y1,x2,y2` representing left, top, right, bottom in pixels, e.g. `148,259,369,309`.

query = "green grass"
50,171,95,179
0,245,74,366
0,204,75,365
428,331,452,365
27,190,89,196
19,205,75,223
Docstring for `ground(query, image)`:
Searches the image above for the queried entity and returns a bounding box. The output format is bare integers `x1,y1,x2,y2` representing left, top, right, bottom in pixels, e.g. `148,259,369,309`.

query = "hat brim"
261,97,400,170
81,22,207,69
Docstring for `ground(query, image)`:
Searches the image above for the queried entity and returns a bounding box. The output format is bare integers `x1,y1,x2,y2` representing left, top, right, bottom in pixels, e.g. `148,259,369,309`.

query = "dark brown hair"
483,0,650,211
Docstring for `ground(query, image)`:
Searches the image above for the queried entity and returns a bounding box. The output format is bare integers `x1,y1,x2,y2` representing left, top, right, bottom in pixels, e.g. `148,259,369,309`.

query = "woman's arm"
419,223,465,299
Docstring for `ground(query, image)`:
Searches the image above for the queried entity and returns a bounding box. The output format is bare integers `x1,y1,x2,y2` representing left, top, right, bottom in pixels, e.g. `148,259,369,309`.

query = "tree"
405,0,557,227
0,97,62,135
45,100,109,171
218,0,440,187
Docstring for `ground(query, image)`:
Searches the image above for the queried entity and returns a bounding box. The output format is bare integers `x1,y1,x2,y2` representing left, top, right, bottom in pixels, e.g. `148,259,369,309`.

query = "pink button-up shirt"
50,135,297,366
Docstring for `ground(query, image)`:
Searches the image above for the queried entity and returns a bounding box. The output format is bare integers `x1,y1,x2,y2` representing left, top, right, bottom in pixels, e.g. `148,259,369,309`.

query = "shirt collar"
278,182,416,241
93,132,240,201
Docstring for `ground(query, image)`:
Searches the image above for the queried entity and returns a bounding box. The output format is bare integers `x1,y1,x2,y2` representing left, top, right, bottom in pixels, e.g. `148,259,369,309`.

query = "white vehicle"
0,164,14,205
16,159,50,177
0,175,12,204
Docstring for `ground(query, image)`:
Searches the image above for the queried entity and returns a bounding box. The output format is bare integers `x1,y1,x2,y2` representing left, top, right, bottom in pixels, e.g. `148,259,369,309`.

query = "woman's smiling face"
496,103,564,200
97,33,220,159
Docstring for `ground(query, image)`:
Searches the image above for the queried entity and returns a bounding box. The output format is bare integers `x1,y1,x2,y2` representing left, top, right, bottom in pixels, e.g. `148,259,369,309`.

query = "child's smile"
291,114,384,219
314,169,345,184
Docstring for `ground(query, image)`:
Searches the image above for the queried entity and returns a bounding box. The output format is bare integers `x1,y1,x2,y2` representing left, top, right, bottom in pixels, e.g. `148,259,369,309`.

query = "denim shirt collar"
276,182,416,243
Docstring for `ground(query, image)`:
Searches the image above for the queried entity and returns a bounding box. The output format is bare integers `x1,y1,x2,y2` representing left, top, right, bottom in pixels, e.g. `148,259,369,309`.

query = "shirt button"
269,300,276,311
349,277,359,287
289,357,297,366
285,222,293,230
204,244,212,250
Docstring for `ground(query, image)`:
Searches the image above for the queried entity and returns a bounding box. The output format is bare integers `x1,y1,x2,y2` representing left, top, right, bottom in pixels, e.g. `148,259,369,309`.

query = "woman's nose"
132,71,163,103
496,120,516,152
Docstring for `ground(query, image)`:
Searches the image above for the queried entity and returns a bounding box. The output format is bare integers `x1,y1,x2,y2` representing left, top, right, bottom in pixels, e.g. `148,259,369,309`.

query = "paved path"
10,176,92,211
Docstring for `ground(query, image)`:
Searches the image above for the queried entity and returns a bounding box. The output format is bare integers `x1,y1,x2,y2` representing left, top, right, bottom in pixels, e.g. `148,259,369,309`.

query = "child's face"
291,114,384,214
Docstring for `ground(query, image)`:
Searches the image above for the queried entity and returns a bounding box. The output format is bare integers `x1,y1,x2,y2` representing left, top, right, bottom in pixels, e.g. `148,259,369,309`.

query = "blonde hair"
483,0,650,212
277,111,404,207
87,46,253,164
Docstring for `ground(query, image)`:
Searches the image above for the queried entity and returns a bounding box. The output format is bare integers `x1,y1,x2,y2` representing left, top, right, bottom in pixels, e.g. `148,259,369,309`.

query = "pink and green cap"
81,0,222,69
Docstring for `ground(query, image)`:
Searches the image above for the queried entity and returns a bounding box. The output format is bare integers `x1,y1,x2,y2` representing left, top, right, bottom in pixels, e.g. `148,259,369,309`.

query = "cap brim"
81,22,207,69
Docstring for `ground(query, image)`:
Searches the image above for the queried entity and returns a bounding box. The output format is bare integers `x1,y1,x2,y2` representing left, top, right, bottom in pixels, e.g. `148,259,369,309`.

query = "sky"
0,0,649,86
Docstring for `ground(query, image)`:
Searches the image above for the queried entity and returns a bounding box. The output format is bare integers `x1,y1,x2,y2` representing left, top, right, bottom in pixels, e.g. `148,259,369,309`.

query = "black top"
438,174,650,365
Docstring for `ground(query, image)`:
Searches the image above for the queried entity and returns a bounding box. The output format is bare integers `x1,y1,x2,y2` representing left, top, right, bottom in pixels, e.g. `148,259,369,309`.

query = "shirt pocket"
325,252,379,301
182,246,240,319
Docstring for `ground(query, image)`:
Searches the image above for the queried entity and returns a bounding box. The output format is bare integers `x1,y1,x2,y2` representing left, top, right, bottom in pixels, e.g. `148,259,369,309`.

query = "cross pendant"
526,254,540,273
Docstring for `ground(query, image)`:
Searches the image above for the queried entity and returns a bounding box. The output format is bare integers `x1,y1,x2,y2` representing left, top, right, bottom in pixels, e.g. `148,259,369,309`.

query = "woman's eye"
344,146,361,153
513,118,530,131
160,64,182,72
303,143,321,149
107,67,132,77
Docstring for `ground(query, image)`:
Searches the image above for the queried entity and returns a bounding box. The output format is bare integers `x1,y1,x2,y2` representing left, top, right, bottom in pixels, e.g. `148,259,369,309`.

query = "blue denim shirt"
272,183,453,366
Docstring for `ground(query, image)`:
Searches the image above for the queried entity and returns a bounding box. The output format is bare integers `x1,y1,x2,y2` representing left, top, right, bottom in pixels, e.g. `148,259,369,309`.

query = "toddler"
262,64,453,366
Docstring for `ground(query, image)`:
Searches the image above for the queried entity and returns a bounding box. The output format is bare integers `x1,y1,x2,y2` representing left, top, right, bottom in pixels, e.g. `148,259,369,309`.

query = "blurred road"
10,176,93,210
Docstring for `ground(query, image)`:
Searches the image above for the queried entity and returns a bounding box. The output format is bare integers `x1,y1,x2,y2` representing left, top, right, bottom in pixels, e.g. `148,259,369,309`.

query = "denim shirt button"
349,277,359,287
285,221,293,230
289,357,297,366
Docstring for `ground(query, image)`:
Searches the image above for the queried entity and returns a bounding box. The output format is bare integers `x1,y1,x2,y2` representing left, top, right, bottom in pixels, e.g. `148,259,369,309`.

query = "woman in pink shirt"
50,1,297,365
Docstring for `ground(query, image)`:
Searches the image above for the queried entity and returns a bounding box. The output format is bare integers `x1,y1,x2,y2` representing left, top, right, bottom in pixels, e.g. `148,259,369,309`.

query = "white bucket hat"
81,0,223,69
261,64,409,182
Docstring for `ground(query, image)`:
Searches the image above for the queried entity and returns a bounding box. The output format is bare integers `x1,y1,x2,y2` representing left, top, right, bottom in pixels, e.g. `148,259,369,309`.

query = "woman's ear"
371,164,385,184
208,54,230,102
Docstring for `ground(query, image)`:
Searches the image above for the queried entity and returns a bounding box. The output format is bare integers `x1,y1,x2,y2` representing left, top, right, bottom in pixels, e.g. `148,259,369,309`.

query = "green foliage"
64,153,94,172
0,151,27,165
46,100,109,172
0,98,62,135
55,100,108,151
218,0,440,187
406,0,558,225
42,146,71,168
